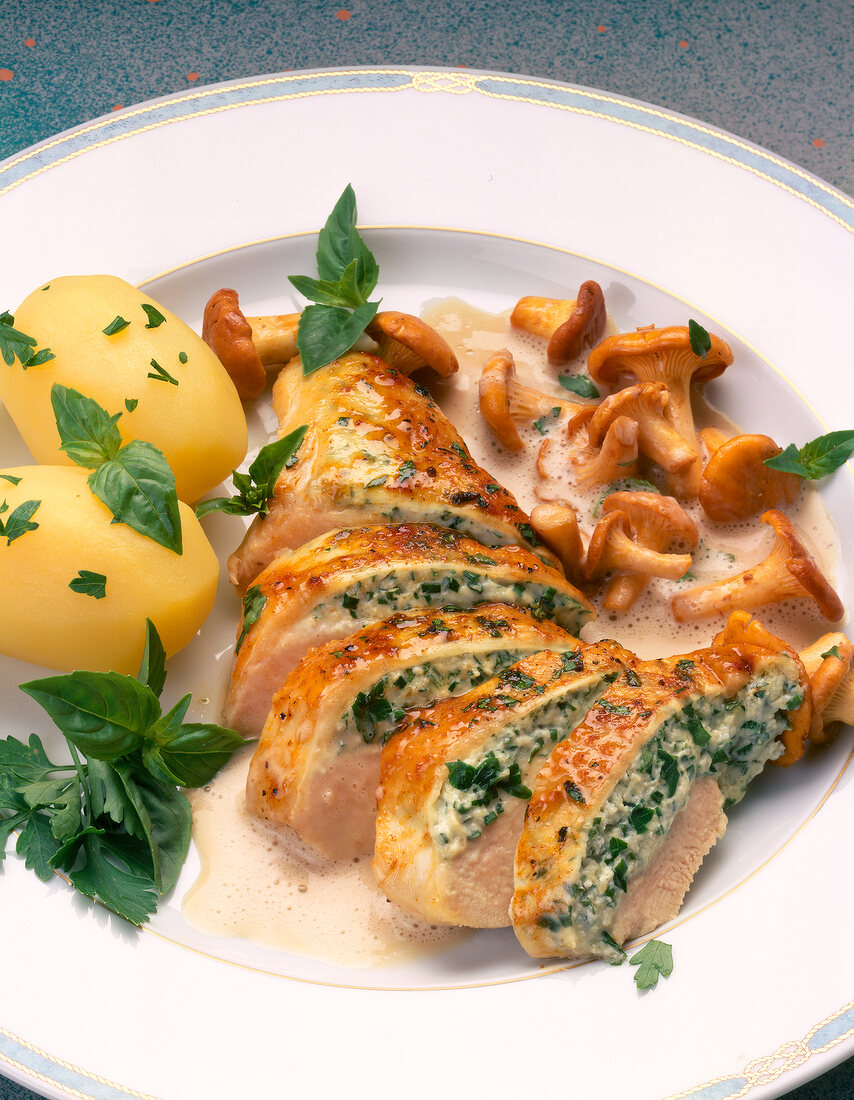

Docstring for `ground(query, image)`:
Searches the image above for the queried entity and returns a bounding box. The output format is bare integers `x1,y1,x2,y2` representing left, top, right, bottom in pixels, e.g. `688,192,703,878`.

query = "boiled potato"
0,465,219,673
4,275,247,502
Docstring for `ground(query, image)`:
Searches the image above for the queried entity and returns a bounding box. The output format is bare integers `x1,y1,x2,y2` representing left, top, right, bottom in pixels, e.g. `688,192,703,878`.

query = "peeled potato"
0,465,219,674
3,275,247,502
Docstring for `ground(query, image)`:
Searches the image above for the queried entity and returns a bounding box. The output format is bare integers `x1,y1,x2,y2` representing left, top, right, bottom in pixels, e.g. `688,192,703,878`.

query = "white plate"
1,67,852,1100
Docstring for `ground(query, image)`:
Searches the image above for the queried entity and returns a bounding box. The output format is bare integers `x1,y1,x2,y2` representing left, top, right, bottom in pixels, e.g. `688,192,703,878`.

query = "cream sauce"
183,747,468,966
183,295,843,965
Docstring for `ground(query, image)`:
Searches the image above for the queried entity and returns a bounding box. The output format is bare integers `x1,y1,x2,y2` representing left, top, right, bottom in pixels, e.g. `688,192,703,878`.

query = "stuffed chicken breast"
511,615,811,960
228,352,558,590
372,641,632,928
246,606,580,859
225,523,594,737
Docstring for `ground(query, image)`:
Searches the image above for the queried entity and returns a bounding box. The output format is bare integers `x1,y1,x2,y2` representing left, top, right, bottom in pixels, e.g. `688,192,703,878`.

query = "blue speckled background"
0,1,851,1098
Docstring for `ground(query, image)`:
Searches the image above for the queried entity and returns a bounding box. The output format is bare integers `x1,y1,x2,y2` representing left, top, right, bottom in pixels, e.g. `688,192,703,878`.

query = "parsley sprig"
288,185,381,375
763,430,854,480
0,622,243,924
629,938,674,989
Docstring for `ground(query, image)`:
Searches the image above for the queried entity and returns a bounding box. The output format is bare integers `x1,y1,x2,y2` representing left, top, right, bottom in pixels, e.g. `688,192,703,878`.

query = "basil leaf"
19,671,161,760
50,384,123,468
688,318,711,358
195,425,308,518
289,261,365,310
236,585,266,653
137,618,167,698
103,316,130,335
144,720,244,789
558,374,599,399
0,473,21,485
315,183,379,296
764,430,854,480
68,570,107,599
298,300,380,376
88,439,183,554
0,498,40,544
109,760,192,894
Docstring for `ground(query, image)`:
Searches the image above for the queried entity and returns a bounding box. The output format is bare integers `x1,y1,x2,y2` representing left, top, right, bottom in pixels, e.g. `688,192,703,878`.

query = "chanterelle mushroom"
671,509,844,623
365,311,458,377
530,502,585,585
583,502,694,586
597,491,698,610
799,632,854,744
588,325,734,496
699,433,802,522
202,287,300,401
562,407,639,487
587,383,696,475
511,280,607,366
479,349,587,451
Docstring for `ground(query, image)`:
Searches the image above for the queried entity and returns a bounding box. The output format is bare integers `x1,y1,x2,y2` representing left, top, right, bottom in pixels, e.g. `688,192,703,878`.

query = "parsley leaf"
629,939,674,989
68,570,107,599
0,311,55,369
0,498,40,544
763,430,854,480
196,424,308,518
558,373,599,399
288,185,382,375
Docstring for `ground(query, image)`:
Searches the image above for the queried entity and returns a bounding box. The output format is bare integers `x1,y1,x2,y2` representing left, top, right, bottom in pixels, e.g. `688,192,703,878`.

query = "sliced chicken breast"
228,352,559,591
246,606,580,859
372,641,632,928
225,522,595,737
511,616,811,960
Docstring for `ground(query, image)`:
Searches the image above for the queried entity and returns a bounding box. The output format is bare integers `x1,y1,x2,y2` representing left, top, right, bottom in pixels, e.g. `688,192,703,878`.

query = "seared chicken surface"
225,522,594,737
246,606,579,859
372,641,632,928
228,351,559,591
512,623,810,960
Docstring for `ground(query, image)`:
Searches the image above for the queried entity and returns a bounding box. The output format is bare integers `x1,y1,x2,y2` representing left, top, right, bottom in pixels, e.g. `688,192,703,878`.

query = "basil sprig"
288,184,381,375
0,310,55,369
196,424,308,518
763,430,854,480
50,384,183,554
0,621,243,924
688,318,711,358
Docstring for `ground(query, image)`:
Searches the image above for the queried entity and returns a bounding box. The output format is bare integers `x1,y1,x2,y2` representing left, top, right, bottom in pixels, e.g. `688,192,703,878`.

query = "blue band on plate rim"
1,66,853,233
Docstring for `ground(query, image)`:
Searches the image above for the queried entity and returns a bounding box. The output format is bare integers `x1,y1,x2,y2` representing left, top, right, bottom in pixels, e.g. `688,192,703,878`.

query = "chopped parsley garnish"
178,351,188,364
141,304,167,329
365,474,388,488
124,398,138,413
595,699,632,716
821,644,843,660
397,460,416,483
68,570,107,599
0,498,41,545
147,359,178,386
558,373,599,399
446,751,532,804
351,678,405,743
103,316,130,336
564,780,585,804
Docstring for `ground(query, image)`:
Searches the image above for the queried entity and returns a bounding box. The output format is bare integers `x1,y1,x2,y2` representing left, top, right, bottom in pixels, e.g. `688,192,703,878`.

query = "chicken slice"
372,641,632,928
246,605,580,859
511,629,810,961
225,523,595,737
228,351,559,591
